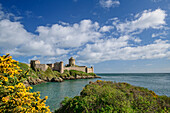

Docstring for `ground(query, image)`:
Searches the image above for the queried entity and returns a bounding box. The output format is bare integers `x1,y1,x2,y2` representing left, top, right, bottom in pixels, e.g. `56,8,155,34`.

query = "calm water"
31,73,170,111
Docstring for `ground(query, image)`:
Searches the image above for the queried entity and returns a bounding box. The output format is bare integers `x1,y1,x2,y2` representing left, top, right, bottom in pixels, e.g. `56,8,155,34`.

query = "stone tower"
69,57,75,66
30,60,40,71
59,61,64,73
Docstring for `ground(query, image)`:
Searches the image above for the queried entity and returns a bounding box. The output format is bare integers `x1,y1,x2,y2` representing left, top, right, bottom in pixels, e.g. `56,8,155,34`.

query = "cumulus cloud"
117,9,167,34
152,31,167,38
0,19,32,49
36,19,101,48
99,0,120,8
99,25,113,32
77,38,170,63
0,4,170,64
0,19,102,56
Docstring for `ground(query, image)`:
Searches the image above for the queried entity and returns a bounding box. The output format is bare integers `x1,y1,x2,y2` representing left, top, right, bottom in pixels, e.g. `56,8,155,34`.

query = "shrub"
69,70,96,77
56,81,170,113
0,54,51,112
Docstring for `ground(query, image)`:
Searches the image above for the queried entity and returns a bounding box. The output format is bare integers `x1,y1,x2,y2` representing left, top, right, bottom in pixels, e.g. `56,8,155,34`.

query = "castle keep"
30,57,94,73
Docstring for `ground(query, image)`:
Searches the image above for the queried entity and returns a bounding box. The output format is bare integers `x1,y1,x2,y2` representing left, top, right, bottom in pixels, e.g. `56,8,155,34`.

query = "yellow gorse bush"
0,53,51,113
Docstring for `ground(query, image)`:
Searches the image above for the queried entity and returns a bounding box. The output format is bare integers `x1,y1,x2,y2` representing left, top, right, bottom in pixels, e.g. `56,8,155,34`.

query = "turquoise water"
31,73,170,111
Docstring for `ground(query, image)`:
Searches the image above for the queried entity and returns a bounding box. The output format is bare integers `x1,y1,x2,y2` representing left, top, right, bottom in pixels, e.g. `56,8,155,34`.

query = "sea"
31,73,170,111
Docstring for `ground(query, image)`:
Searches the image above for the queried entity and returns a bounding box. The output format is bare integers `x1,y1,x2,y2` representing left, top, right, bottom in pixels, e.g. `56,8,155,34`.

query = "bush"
69,70,96,77
0,54,51,112
56,80,170,113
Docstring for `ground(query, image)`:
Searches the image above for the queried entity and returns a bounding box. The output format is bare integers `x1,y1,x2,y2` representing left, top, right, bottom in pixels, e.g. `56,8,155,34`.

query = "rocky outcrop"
27,77,46,85
61,75,101,80
51,77,63,82
24,75,100,87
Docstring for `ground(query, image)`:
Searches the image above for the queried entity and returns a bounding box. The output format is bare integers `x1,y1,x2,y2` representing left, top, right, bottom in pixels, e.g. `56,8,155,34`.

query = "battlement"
30,57,94,73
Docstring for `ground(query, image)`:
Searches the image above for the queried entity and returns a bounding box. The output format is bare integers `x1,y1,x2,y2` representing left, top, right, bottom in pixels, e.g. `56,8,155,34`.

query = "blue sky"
0,0,170,73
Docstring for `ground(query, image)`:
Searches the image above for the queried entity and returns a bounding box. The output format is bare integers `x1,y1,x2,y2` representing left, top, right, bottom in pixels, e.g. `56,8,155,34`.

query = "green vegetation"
69,70,96,77
38,67,57,80
54,70,96,78
18,62,38,78
56,80,170,113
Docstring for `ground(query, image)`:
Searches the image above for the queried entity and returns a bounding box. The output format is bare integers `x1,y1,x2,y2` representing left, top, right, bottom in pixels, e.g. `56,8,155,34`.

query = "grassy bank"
56,80,170,113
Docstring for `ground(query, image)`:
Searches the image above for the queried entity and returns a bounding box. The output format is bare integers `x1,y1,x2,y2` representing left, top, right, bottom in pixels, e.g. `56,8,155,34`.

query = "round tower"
69,57,75,66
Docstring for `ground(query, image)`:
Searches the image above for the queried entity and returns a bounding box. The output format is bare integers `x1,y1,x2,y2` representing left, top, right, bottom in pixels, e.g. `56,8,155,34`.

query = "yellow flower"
4,77,8,81
45,96,48,100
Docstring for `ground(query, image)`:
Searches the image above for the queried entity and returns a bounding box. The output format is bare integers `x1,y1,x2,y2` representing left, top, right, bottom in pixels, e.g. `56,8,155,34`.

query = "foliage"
69,70,96,77
0,54,51,113
38,67,57,80
54,70,96,78
18,62,38,78
56,80,170,113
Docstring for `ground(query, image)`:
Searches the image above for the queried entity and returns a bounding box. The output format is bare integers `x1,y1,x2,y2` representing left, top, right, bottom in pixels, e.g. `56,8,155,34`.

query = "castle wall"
35,60,40,64
53,62,60,71
64,66,86,72
59,62,64,73
47,64,54,69
30,57,94,74
35,64,49,71
86,67,94,73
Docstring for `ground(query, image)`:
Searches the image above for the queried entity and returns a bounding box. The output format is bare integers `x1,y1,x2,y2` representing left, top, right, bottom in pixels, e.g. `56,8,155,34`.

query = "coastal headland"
21,57,101,86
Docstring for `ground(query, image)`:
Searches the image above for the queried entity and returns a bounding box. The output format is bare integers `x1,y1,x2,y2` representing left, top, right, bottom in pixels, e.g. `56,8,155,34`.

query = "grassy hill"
56,80,170,113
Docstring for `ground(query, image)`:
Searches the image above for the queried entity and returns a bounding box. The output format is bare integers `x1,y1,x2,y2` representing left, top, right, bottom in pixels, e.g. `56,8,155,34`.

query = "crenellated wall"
64,66,87,73
47,64,54,69
30,57,94,73
86,67,94,73
35,64,49,71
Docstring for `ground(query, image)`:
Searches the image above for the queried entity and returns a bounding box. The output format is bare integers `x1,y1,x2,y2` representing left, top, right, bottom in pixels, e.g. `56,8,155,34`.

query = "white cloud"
77,38,170,63
152,31,167,38
99,0,120,8
117,9,167,34
99,25,113,32
1,19,102,56
133,37,142,43
0,5,102,57
36,19,101,48
0,19,32,49
58,21,69,26
1,4,170,64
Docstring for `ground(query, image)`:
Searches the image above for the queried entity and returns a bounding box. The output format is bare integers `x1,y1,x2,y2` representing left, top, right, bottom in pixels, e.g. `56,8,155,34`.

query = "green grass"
38,67,57,80
18,62,38,78
54,70,96,78
69,70,96,77
56,80,170,113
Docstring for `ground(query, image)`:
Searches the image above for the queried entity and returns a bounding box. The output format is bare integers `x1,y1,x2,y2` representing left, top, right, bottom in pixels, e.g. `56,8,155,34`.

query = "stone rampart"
35,64,49,71
64,66,86,72
86,67,93,73
47,64,54,69
53,62,60,71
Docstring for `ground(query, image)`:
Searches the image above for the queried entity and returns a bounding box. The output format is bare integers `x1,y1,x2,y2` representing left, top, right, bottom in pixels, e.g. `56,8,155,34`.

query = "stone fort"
30,57,94,73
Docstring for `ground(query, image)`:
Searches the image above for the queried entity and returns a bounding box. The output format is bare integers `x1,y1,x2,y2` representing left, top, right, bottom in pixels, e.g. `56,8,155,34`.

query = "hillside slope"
56,80,170,113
